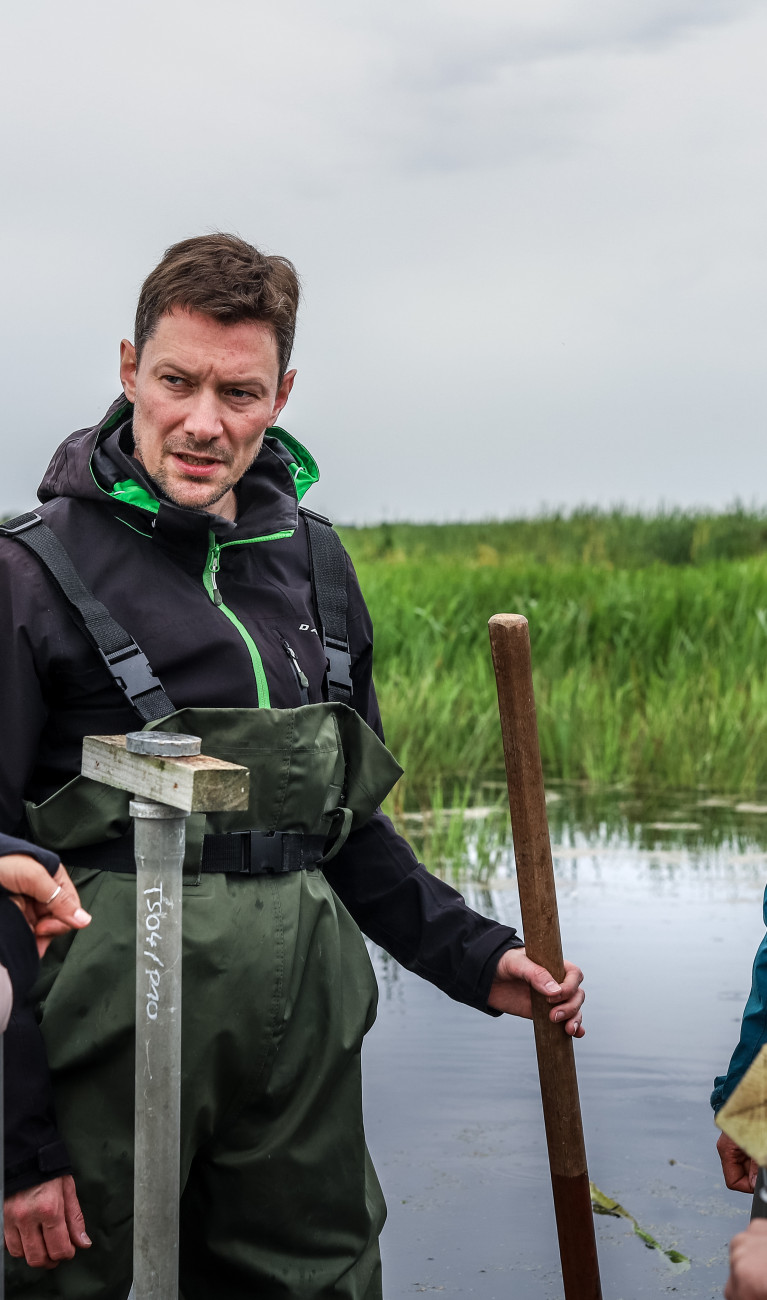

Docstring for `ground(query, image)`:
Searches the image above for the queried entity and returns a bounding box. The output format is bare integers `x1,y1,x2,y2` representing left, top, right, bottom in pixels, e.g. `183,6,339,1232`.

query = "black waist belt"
65,830,328,876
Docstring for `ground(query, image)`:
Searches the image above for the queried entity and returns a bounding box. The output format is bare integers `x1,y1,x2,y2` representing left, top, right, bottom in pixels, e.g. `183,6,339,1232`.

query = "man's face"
119,308,296,520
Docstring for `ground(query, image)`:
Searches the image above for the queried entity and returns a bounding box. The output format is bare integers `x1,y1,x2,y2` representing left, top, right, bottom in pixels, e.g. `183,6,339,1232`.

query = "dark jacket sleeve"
0,550,72,1190
325,812,522,1013
334,553,523,1013
0,894,72,1192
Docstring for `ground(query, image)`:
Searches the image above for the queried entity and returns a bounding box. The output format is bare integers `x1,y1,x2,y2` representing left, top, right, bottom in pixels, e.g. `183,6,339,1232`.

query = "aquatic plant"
590,1182,690,1272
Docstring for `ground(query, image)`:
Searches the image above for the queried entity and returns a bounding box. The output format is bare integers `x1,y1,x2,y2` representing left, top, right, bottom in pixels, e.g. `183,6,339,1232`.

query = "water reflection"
390,781,767,887
368,784,767,1297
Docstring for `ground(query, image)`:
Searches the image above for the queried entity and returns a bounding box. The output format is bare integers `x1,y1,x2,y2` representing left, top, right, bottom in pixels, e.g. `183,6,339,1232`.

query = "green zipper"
203,535,272,708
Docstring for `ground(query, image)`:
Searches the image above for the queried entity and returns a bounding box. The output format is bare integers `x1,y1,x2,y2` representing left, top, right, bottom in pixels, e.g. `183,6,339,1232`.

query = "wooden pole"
488,614,602,1300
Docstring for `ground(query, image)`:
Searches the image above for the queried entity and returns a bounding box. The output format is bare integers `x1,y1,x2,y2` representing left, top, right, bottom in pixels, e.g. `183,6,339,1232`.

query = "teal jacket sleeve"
711,888,767,1113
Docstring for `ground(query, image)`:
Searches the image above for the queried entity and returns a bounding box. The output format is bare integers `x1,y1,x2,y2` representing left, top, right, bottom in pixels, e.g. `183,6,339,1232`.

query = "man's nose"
183,389,224,441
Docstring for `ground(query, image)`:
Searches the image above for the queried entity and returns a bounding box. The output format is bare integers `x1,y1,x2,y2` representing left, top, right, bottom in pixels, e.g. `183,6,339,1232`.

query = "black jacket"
0,398,521,1191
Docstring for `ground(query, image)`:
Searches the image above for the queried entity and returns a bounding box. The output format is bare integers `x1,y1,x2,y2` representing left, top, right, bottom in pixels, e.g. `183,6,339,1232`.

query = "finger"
34,917,83,938
38,865,91,930
0,856,61,903
559,964,585,996
8,893,37,930
4,1222,25,1258
40,1213,77,1264
564,1017,585,1038
63,1174,91,1250
19,1223,62,1269
34,916,82,958
719,1143,755,1191
550,989,586,1024
505,953,564,998
718,1143,749,1188
555,1006,584,1036
0,857,90,930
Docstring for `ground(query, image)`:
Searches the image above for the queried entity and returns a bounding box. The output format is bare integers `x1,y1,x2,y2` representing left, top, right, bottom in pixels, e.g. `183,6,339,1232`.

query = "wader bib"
3,516,404,1300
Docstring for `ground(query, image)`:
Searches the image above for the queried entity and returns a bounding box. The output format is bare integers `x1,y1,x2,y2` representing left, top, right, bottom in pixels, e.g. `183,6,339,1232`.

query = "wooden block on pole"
82,734,249,813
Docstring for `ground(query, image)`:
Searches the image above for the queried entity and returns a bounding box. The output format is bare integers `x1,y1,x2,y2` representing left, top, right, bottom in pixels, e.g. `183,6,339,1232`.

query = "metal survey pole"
128,732,198,1300
131,797,185,1296
81,729,249,1300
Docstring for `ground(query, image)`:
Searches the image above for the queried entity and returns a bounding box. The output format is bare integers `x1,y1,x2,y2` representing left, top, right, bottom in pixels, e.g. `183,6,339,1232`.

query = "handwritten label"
142,885,167,1022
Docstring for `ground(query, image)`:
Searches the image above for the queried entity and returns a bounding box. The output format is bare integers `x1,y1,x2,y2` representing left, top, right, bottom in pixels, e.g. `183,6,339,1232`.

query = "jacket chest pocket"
261,623,330,707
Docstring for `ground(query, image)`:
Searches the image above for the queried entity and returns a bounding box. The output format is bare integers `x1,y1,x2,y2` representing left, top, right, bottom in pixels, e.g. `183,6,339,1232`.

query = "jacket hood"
37,396,320,543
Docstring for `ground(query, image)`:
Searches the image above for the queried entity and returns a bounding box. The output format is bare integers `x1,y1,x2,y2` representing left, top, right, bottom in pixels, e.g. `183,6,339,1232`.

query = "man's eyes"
160,376,260,400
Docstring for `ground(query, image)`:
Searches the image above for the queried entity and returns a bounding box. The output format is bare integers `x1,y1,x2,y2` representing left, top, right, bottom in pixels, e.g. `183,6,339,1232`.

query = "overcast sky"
2,0,765,521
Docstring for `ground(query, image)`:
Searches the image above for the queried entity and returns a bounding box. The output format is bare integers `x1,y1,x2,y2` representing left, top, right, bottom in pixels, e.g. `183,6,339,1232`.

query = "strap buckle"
243,831,289,874
324,635,352,699
0,512,42,536
98,643,163,705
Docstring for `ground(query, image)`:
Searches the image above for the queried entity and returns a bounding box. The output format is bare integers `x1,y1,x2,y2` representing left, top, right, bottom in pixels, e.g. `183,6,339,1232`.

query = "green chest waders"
2,511,402,1300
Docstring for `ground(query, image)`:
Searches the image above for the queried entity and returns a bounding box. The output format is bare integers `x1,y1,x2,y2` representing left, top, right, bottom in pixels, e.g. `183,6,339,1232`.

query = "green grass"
343,507,767,569
338,509,767,804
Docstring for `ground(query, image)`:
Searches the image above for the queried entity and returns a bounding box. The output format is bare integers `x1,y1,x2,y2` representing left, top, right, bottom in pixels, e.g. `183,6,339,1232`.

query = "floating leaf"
589,1181,691,1272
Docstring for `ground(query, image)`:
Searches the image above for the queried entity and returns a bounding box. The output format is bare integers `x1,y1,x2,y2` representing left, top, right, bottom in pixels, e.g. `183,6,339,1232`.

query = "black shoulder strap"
0,512,175,723
300,508,353,705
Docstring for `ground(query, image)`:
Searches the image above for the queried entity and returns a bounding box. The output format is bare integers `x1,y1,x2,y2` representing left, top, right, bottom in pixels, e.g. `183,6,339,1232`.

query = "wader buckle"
323,635,352,700
244,830,286,874
236,830,327,875
98,643,164,707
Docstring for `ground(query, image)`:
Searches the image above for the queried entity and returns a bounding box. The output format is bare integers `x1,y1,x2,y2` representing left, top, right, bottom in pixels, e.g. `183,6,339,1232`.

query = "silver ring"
44,884,62,905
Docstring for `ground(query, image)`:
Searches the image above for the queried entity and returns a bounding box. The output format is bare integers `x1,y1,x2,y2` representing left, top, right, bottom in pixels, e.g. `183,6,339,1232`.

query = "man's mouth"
171,451,226,478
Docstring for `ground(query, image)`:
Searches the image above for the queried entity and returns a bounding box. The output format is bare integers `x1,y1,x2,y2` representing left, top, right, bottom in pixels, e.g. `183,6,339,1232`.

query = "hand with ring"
0,856,91,957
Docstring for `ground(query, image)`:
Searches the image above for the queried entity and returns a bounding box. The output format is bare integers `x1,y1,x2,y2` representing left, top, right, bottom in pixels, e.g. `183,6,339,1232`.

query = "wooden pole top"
82,734,250,814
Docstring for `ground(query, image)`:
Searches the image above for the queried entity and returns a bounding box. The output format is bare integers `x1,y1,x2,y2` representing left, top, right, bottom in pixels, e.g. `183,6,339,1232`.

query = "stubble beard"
132,409,264,513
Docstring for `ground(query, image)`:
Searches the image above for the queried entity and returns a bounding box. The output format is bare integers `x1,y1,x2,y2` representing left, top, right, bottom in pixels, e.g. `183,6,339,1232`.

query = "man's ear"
120,339,138,402
270,369,297,425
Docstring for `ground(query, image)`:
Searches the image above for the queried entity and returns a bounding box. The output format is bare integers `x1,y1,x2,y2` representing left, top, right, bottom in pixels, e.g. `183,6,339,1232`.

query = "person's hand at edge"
725,1219,767,1299
0,855,91,957
4,1175,91,1269
487,947,585,1036
718,1131,759,1194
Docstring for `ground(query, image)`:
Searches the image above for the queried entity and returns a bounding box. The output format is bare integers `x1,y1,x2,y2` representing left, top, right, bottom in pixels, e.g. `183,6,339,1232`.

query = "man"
1,234,585,1298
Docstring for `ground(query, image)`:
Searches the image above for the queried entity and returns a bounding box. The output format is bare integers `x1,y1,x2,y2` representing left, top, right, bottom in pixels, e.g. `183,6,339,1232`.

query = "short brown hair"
134,233,300,381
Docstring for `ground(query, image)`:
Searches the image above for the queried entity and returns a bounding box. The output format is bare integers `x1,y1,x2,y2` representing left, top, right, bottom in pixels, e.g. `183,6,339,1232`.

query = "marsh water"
363,787,767,1298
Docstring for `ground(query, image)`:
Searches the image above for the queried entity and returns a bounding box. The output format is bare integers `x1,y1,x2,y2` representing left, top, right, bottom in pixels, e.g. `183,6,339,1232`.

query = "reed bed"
338,510,767,804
